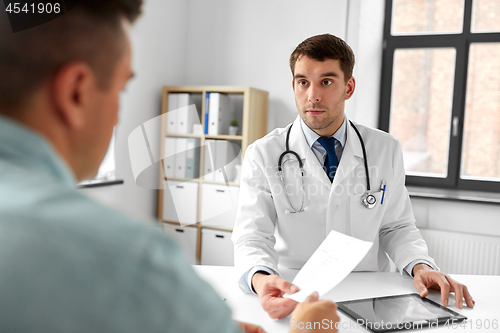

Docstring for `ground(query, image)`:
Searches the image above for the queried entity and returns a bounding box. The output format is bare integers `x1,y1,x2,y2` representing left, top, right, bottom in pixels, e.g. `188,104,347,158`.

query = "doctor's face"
293,56,355,137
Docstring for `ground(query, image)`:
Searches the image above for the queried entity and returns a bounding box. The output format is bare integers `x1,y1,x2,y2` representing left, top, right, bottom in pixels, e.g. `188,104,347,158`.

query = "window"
380,0,500,192
78,129,121,188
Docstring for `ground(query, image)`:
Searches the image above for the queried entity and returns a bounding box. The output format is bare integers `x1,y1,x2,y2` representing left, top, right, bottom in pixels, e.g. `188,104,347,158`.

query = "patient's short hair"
0,0,142,111
290,34,355,82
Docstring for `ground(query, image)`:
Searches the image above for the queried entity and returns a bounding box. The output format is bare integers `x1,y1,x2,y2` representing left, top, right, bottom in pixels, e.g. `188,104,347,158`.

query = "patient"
291,292,340,332
0,1,337,332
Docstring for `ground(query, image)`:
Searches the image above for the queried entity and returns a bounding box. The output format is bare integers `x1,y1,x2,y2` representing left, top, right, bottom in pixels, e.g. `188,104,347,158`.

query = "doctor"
232,34,474,320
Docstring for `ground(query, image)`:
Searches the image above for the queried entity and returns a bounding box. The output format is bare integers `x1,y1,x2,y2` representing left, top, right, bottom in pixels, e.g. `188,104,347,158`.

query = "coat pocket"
349,190,385,241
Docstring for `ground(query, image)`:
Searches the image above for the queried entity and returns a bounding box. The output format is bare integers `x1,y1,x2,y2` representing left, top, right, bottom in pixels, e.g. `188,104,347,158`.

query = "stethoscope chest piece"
361,193,377,209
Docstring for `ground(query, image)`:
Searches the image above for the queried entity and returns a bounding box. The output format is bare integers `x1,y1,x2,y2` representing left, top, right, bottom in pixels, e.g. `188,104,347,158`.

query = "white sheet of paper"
284,230,373,302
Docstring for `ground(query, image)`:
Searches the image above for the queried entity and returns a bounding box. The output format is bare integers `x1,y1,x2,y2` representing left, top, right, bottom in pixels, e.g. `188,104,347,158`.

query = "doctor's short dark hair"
0,0,143,112
289,34,355,82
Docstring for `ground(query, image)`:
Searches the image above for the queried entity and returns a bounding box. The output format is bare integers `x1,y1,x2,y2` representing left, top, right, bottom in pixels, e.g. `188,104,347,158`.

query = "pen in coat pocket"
380,180,386,205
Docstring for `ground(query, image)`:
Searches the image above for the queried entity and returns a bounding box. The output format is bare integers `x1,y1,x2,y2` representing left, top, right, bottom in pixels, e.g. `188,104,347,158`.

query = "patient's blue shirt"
0,115,239,333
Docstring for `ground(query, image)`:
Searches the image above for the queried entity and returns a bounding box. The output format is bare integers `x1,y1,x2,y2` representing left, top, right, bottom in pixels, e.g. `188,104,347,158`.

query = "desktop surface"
194,266,499,333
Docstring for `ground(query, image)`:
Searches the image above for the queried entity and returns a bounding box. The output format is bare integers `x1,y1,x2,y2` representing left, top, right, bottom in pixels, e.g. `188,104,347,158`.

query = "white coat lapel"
331,119,364,190
286,116,309,161
288,116,332,190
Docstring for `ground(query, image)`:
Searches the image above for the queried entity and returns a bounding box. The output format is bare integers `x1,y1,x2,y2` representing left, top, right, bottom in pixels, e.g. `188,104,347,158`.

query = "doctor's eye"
322,80,333,86
298,80,308,87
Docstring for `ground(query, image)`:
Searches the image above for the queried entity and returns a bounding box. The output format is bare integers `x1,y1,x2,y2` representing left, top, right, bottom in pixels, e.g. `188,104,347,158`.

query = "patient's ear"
51,62,95,129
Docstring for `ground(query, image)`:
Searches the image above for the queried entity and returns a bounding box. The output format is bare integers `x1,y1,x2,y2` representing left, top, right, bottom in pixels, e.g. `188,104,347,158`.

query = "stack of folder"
203,140,240,182
167,93,200,134
163,138,200,179
163,92,240,181
204,93,235,135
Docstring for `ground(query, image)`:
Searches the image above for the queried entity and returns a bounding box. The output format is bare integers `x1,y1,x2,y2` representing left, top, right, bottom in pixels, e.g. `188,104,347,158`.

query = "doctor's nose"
308,87,321,103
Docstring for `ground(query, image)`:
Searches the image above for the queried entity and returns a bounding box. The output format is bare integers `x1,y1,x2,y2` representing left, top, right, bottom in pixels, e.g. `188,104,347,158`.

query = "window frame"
379,0,500,193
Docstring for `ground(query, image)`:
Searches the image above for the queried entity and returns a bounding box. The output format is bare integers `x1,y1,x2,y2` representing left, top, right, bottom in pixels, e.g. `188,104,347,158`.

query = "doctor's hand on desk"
252,273,299,319
412,263,475,309
290,291,339,332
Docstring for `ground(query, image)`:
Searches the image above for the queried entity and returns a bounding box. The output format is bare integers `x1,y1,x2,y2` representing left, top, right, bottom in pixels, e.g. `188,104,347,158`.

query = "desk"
194,266,500,332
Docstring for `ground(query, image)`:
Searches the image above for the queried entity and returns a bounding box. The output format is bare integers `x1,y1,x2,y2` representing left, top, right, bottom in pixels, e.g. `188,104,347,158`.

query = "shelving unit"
157,86,268,264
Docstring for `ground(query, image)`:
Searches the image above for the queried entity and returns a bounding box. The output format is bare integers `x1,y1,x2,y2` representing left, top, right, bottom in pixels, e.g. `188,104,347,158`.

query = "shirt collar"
300,114,347,148
0,115,76,187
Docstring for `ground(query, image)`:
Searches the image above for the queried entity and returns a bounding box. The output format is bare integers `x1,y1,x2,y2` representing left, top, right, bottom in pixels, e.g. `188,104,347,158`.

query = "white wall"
184,0,349,132
81,0,189,220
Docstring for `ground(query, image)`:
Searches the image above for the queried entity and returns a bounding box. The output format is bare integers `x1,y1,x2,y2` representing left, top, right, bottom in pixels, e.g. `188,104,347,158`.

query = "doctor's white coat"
232,116,436,281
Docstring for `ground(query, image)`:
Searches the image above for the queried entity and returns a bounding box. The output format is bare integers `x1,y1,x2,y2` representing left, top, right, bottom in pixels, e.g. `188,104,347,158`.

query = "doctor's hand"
412,264,475,309
235,320,266,333
290,291,339,332
252,273,299,319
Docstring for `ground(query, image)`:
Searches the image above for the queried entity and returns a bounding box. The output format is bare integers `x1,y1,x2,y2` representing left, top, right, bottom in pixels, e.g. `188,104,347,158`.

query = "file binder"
203,140,216,181
174,138,187,179
163,137,176,178
204,92,210,134
167,93,178,133
208,93,232,135
176,93,198,134
185,138,200,179
214,140,239,182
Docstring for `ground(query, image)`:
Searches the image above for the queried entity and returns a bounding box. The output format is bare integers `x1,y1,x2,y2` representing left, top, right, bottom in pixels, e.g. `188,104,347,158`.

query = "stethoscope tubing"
348,120,371,192
278,120,375,212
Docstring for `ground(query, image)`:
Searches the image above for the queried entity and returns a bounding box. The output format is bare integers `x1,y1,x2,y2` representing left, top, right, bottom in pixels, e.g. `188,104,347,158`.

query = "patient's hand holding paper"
284,230,373,303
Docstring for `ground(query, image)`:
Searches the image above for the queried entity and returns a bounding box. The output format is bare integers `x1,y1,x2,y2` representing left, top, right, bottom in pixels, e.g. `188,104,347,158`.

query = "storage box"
163,223,197,265
200,184,239,230
162,180,198,226
201,229,234,266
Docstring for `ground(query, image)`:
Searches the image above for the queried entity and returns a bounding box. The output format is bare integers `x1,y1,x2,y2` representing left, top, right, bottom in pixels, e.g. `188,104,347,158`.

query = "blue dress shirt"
0,115,240,333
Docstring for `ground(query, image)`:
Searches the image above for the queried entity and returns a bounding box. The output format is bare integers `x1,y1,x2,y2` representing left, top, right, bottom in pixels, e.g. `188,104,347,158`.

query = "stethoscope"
278,120,377,214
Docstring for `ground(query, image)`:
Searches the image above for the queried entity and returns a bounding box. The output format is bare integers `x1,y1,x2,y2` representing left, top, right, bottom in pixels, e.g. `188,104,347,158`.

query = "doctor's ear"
344,76,355,100
292,80,296,92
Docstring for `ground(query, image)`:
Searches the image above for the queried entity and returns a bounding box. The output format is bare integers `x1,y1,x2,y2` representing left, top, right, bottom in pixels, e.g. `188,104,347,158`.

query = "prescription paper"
284,230,373,303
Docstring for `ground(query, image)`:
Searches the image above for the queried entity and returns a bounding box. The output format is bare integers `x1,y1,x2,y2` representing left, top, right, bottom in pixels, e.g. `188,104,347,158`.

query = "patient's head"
0,0,142,181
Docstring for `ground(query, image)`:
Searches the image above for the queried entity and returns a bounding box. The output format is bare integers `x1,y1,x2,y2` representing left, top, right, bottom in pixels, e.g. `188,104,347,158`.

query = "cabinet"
163,224,197,265
200,184,239,230
200,229,234,266
157,86,268,264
